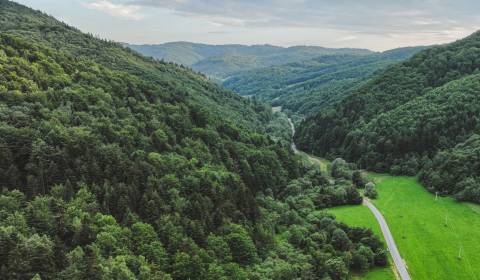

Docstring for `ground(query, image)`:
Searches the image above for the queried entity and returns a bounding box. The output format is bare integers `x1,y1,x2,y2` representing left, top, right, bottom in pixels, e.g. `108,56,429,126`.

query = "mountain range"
125,42,372,80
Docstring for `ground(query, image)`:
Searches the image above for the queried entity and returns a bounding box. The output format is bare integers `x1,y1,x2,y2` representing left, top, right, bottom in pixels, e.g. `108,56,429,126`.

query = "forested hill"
296,30,480,203
223,46,425,118
126,41,372,80
0,1,387,279
0,1,273,132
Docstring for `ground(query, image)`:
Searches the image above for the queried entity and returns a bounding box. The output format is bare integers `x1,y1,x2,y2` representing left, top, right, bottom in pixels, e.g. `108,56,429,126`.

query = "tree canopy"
0,1,387,279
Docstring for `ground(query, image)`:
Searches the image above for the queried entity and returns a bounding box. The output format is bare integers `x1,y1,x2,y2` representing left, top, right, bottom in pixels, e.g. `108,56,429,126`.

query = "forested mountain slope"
126,42,372,80
223,47,424,117
296,30,480,203
0,1,387,279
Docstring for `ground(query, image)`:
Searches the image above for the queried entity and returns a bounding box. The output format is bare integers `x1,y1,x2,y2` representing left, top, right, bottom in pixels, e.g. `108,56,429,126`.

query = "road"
363,199,411,280
287,117,411,280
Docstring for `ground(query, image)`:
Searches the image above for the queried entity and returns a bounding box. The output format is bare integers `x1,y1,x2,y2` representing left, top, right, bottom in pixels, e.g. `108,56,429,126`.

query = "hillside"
296,30,480,203
126,42,372,79
0,1,387,279
223,47,424,118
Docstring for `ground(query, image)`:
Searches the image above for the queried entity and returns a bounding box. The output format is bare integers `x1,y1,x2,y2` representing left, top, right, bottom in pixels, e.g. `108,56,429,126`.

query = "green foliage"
419,134,480,202
364,183,378,199
352,171,365,188
331,158,351,179
296,30,480,203
0,1,387,279
223,47,424,118
223,225,258,265
127,42,372,79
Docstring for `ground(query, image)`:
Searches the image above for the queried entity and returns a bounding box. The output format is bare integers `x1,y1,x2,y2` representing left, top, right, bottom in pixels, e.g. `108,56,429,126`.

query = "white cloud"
84,1,144,20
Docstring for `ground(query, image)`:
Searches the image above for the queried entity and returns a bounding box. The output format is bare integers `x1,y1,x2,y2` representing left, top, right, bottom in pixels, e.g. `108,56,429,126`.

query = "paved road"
287,117,411,280
363,199,411,280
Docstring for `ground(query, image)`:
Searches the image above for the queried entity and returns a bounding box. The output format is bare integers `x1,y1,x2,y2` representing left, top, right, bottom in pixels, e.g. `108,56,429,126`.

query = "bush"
331,158,351,179
364,182,378,199
352,171,365,188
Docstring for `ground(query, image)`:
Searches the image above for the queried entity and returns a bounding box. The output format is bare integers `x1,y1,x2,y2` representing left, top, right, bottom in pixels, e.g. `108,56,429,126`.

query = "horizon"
14,0,480,51
126,40,426,53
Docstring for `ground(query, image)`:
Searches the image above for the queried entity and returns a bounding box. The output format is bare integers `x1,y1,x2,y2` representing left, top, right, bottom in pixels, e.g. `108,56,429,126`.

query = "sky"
15,0,480,51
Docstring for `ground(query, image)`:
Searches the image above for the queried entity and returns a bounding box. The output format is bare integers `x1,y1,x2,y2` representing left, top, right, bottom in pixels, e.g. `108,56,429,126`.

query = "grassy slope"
332,174,480,280
364,175,480,280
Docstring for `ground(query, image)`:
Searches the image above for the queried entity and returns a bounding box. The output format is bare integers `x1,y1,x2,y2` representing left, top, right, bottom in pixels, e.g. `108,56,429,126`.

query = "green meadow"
331,174,480,280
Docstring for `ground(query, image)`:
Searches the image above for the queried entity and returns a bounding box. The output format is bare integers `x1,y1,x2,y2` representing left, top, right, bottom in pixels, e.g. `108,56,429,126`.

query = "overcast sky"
16,0,480,51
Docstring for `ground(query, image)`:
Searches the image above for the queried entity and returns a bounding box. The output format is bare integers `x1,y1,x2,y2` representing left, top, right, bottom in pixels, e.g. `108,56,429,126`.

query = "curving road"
287,117,411,280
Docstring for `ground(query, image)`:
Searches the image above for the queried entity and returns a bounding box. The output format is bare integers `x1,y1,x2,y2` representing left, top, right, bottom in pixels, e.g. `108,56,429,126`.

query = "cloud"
125,0,480,34
84,0,144,20
75,0,480,50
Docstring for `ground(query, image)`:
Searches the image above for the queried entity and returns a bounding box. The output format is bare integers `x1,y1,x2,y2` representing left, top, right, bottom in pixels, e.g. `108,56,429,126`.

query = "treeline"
420,134,480,202
0,1,387,279
296,30,480,203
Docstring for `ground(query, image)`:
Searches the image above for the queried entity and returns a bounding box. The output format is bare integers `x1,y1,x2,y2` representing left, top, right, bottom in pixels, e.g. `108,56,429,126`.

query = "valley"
2,0,480,279
0,1,389,279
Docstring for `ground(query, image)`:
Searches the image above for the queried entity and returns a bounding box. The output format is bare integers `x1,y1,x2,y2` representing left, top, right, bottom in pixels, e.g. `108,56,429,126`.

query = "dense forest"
223,47,424,118
126,42,372,80
0,1,387,279
296,30,480,203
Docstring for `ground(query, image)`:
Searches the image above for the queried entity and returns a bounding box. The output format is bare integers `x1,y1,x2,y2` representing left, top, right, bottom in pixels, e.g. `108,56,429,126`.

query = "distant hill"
125,41,373,79
296,30,480,203
223,46,425,118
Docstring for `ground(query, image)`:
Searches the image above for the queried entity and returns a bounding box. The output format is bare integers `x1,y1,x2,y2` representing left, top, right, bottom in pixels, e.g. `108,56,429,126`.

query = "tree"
7,234,56,279
331,228,351,251
172,252,205,280
351,245,374,272
331,158,349,179
352,171,365,188
225,230,258,265
131,222,167,267
325,257,348,280
364,182,378,199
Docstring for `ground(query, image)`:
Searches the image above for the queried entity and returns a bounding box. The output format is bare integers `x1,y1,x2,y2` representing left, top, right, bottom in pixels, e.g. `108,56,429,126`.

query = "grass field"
364,174,480,280
330,174,480,280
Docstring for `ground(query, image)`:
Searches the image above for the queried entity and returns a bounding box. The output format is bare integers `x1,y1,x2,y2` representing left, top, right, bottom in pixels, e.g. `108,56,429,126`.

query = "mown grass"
365,174,480,280
330,173,480,280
